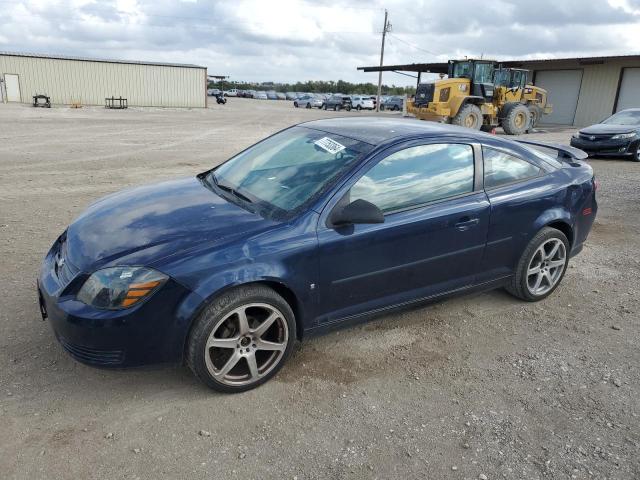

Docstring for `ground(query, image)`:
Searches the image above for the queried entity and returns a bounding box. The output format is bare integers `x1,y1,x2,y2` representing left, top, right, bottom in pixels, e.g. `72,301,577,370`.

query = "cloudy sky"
1,0,639,86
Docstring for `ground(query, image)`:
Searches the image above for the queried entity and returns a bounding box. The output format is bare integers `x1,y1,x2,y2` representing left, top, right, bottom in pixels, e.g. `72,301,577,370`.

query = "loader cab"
448,60,496,100
494,68,528,90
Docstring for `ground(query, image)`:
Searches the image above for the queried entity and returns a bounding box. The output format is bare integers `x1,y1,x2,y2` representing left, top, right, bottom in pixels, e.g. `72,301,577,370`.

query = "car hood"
65,177,276,272
580,124,639,135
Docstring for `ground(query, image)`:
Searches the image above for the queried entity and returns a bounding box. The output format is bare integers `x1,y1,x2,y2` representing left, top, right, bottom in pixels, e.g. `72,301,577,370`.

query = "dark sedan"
381,96,404,111
570,108,640,161
38,118,597,392
323,94,352,111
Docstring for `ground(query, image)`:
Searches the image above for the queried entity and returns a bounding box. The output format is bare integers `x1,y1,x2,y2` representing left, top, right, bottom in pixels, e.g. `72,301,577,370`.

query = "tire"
480,124,495,133
502,104,530,135
293,101,298,108
334,105,339,111
451,104,483,130
356,105,361,110
306,103,311,109
527,104,543,130
345,105,351,112
322,104,327,110
379,105,385,111
505,227,570,302
187,285,296,393
631,143,640,162
393,105,400,111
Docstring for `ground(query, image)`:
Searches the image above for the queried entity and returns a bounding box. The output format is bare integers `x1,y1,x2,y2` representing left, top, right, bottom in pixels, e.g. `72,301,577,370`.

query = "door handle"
454,217,480,231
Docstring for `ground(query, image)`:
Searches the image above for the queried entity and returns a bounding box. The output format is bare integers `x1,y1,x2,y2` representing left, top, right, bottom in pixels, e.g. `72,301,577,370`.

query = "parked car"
276,92,286,100
245,90,256,98
207,88,221,96
224,89,238,97
266,91,278,100
570,108,640,161
294,94,323,109
351,96,375,110
254,91,268,100
285,92,297,100
38,118,597,392
323,94,352,111
381,96,404,111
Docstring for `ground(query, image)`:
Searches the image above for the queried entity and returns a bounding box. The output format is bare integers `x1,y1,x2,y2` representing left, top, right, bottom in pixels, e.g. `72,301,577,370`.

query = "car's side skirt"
303,275,512,338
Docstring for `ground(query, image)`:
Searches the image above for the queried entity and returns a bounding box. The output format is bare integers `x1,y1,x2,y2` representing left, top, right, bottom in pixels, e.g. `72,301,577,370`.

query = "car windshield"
602,110,640,125
209,127,372,217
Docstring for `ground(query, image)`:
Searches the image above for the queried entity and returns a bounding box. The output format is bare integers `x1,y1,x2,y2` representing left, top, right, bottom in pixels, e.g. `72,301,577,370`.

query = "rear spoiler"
515,139,589,161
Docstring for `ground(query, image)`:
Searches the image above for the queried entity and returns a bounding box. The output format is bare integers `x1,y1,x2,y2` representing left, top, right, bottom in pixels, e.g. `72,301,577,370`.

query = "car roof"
299,117,493,145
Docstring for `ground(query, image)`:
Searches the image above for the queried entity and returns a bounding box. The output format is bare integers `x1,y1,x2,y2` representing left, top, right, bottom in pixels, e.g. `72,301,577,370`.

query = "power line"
387,33,439,56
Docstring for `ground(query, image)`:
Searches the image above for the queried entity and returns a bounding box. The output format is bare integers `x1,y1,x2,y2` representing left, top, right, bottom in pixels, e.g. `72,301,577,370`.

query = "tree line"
208,79,414,96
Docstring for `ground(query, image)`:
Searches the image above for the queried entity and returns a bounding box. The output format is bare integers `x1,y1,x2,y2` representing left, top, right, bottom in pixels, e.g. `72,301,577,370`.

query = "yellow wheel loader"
407,59,552,134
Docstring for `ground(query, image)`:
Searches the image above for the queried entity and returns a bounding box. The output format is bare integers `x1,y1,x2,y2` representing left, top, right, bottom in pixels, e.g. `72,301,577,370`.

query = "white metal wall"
534,70,583,125
0,54,206,107
521,58,640,126
616,68,640,112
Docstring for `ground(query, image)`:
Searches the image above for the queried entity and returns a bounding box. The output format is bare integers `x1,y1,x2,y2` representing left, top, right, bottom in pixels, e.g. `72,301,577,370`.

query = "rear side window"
483,147,541,189
351,144,475,213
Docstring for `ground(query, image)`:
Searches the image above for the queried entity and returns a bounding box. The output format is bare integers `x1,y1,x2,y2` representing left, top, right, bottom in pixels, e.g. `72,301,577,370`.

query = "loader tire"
503,104,530,135
452,104,483,130
527,104,543,130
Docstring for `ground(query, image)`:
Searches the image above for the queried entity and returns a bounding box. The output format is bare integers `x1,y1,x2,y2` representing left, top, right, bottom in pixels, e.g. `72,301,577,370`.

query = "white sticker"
314,137,346,155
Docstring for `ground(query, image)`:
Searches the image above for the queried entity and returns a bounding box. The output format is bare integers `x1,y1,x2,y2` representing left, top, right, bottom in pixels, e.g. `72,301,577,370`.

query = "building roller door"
534,69,583,125
616,68,640,112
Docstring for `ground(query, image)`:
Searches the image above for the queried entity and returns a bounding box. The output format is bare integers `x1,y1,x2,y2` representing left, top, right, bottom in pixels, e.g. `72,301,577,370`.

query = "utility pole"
376,9,390,112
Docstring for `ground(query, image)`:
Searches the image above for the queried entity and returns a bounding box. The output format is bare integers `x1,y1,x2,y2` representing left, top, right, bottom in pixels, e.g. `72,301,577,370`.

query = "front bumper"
570,136,639,157
38,239,193,367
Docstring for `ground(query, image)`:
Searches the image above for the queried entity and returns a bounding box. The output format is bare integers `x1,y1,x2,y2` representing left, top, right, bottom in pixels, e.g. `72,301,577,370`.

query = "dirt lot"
1,99,639,480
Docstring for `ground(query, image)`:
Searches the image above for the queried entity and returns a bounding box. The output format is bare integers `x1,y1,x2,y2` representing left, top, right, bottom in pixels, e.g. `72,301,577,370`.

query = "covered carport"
358,55,640,126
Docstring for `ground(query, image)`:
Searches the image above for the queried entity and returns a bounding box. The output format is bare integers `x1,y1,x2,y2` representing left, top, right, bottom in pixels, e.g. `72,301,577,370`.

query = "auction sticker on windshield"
314,137,346,155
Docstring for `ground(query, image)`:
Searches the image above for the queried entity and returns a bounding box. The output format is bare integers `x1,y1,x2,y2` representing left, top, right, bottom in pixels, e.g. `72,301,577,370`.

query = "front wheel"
293,102,298,108
631,143,640,162
187,285,296,393
345,105,351,111
506,227,570,302
306,103,311,109
451,104,483,130
356,105,362,111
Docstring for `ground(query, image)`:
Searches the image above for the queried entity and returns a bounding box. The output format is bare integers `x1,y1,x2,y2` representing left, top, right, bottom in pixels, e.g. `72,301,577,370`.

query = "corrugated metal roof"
358,54,640,73
0,51,205,69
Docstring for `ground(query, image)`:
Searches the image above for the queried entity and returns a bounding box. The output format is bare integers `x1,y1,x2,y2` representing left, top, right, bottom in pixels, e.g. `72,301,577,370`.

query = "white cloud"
0,0,638,86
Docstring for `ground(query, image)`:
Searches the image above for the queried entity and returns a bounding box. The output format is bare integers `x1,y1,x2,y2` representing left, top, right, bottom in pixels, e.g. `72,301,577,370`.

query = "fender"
532,207,574,245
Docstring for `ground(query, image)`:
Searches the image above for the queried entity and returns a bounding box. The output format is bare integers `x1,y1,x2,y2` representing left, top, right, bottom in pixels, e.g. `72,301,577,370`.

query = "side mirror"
329,199,384,227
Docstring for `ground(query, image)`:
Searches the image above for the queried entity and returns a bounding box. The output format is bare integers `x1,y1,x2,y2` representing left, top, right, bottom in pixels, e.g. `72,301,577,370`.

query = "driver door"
315,141,490,324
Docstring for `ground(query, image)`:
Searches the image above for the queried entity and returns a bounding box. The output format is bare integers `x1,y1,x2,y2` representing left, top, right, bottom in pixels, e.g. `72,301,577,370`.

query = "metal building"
0,52,207,108
358,55,640,126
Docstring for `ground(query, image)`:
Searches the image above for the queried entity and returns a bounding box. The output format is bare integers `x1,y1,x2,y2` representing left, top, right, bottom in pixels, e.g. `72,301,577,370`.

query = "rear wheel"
506,227,569,302
451,104,483,130
306,103,311,109
334,105,339,111
393,105,400,111
187,285,296,393
527,104,543,130
356,104,361,110
322,104,327,110
503,104,530,135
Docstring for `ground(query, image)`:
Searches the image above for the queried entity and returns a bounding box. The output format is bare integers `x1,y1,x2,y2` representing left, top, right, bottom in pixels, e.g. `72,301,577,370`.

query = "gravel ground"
0,99,638,480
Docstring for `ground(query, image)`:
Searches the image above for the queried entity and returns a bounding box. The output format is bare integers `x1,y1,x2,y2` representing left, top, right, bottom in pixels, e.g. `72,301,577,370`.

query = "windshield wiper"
210,173,253,203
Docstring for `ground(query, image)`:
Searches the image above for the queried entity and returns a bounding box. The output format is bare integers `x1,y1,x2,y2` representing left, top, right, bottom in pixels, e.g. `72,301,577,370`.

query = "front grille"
415,83,435,107
579,133,613,141
58,337,125,365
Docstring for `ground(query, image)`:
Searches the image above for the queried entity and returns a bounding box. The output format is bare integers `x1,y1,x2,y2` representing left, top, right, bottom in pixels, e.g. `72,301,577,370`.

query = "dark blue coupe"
38,118,597,392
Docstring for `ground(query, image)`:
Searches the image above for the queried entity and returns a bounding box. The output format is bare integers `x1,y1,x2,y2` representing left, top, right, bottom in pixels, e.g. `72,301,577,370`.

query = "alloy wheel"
526,238,566,296
204,303,289,387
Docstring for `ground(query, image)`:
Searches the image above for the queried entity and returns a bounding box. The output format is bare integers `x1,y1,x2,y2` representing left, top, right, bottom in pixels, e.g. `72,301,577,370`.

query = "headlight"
439,87,450,102
77,267,168,310
612,132,636,140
